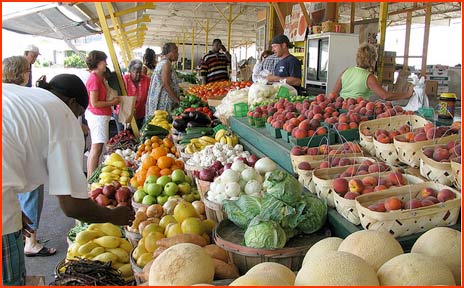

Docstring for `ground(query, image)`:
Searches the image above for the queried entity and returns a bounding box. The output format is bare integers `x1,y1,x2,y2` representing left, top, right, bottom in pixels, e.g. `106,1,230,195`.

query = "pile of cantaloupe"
294,227,460,286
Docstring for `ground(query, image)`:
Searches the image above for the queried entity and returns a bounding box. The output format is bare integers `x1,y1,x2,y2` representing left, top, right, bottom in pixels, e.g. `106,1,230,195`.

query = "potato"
203,244,229,263
212,259,239,280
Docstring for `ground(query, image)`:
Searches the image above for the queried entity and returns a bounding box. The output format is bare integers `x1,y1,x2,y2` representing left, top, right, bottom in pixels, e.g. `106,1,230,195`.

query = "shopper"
2,74,135,286
252,50,273,82
118,59,150,128
23,44,40,87
200,39,231,84
146,42,180,117
85,51,120,177
2,56,56,258
142,48,156,76
331,43,413,100
266,34,302,94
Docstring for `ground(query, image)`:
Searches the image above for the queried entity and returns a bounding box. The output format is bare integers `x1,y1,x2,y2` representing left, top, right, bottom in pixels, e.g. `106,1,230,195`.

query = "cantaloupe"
411,227,461,285
295,251,379,286
301,237,343,266
377,253,456,286
148,243,214,285
246,262,295,285
229,274,290,286
337,230,403,271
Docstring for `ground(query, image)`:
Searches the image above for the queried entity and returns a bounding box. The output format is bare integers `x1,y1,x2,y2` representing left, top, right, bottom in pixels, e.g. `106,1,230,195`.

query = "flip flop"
25,246,57,257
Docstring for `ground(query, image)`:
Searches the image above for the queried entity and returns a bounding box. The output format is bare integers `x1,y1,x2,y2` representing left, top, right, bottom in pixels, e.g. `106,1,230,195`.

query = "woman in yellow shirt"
331,43,413,101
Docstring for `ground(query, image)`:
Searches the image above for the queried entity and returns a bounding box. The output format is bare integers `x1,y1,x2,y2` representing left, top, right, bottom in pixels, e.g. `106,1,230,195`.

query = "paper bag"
118,96,137,123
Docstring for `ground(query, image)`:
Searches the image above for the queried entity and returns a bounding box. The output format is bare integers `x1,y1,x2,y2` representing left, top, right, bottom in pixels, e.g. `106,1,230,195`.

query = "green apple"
193,192,201,201
184,175,193,185
142,194,156,205
156,175,172,187
145,182,162,197
156,195,169,206
133,189,147,203
145,175,158,183
171,169,186,184
164,182,178,196
178,182,191,195
182,193,195,202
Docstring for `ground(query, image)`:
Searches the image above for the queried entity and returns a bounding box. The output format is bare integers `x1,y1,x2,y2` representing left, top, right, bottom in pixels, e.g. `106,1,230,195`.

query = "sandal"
25,246,57,257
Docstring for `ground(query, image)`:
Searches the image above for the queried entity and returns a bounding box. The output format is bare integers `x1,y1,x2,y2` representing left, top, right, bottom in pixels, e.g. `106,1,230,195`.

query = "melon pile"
295,228,460,286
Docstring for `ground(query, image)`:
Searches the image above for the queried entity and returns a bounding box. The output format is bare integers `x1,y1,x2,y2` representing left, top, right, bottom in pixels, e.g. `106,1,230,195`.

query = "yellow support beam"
108,15,151,30
213,4,245,49
120,25,147,35
269,3,274,47
403,11,412,69
377,2,388,84
94,3,139,137
106,3,131,67
114,3,156,17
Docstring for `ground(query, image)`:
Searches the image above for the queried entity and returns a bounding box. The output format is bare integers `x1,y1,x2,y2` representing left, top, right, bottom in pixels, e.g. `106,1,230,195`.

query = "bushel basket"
333,173,424,225
213,219,330,274
418,144,454,186
359,115,429,157
204,191,228,223
355,182,461,238
395,134,459,168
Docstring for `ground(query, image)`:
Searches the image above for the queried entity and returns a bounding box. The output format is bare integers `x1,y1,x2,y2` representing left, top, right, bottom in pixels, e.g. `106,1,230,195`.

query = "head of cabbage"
222,195,262,229
263,170,302,206
244,217,287,249
297,193,327,234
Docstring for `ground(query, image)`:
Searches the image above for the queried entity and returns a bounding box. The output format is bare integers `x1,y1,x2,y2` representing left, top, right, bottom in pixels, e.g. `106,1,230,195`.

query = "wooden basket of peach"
355,182,461,238
394,124,460,168
331,171,424,225
359,115,429,157
418,140,460,187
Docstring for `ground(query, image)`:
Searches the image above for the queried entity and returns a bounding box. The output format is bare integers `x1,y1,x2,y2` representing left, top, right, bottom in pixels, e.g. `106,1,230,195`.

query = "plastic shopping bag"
403,75,429,111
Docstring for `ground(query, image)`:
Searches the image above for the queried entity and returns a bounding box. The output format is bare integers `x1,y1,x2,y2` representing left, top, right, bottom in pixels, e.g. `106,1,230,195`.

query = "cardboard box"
383,64,396,72
207,96,224,107
383,51,396,65
425,80,438,98
382,70,394,82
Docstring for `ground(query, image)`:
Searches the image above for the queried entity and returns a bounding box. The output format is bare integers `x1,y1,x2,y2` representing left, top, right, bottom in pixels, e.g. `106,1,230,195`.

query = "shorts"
17,185,44,231
2,231,26,286
85,110,111,144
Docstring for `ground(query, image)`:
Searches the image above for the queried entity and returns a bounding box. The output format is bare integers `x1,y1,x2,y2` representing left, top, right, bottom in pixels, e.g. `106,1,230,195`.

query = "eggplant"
194,111,211,125
172,118,187,132
181,112,191,121
188,111,198,119
187,121,204,128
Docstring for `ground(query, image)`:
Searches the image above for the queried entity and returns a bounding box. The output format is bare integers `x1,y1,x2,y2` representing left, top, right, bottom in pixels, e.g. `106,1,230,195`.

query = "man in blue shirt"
266,35,302,94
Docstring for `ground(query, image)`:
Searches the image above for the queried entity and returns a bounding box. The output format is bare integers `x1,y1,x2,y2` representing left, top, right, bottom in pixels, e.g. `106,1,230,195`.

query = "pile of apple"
298,157,361,171
334,171,406,200
422,140,461,163
90,181,131,208
291,142,362,156
132,169,200,206
367,187,456,212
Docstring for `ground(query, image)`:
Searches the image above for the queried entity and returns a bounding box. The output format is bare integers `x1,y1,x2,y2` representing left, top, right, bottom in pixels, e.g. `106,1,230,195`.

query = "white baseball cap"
25,44,41,55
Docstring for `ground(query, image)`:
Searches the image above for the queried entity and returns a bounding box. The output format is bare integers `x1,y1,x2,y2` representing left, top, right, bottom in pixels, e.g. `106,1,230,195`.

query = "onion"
225,182,241,198
241,167,257,182
254,157,277,174
221,169,240,184
199,168,216,182
162,199,178,215
247,154,259,167
244,180,262,195
192,201,205,216
231,160,247,172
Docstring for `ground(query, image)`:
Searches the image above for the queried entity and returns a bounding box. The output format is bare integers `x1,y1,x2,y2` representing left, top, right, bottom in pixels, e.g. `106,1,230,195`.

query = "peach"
298,162,312,171
368,163,384,174
307,130,315,137
376,134,392,144
368,203,379,211
426,127,437,140
375,129,389,139
437,188,456,202
376,202,386,212
424,196,439,204
384,197,403,211
361,159,374,166
316,127,328,135
298,119,310,130
413,133,427,142
420,187,436,199
336,123,350,131
378,178,392,188
366,102,375,110
362,176,378,187
374,185,388,192
357,165,369,172
361,128,372,136
293,128,308,139
349,122,358,129
291,146,305,156
338,158,352,166
398,124,411,134
421,199,436,207
404,132,416,142
403,199,422,210
388,172,405,186
272,120,283,129
344,192,359,200
422,148,434,159
348,178,364,193
432,148,450,162
297,114,306,122
344,166,357,176
319,161,330,169
307,147,319,155
331,158,341,166
319,144,330,155
362,186,375,194
289,118,300,127
333,178,349,194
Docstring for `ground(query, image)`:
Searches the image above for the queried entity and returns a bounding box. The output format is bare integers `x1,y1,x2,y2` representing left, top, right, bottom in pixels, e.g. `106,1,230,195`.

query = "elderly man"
266,34,302,94
200,39,231,84
23,44,40,87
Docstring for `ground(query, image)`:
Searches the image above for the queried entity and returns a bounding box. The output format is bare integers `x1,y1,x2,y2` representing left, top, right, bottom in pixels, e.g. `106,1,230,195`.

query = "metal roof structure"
2,2,462,50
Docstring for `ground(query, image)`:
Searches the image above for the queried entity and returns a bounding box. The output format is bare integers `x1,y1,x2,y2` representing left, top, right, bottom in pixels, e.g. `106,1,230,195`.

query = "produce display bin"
331,128,360,143
289,131,335,147
265,122,282,138
281,130,291,142
233,102,248,117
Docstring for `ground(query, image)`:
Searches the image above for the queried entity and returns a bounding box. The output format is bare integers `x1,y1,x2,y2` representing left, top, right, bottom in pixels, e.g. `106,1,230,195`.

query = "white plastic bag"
248,79,279,106
403,75,429,111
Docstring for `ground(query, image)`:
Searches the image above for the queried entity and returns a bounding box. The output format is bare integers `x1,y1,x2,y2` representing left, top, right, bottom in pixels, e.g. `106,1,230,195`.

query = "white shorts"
85,110,111,144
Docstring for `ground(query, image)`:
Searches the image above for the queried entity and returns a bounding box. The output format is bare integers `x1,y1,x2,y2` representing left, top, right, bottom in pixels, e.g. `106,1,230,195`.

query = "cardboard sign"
284,3,311,42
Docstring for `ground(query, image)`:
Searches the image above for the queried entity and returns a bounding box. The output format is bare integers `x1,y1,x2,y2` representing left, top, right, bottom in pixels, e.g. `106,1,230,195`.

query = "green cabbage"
223,195,262,229
244,217,287,249
259,194,305,231
297,193,327,234
263,170,302,206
